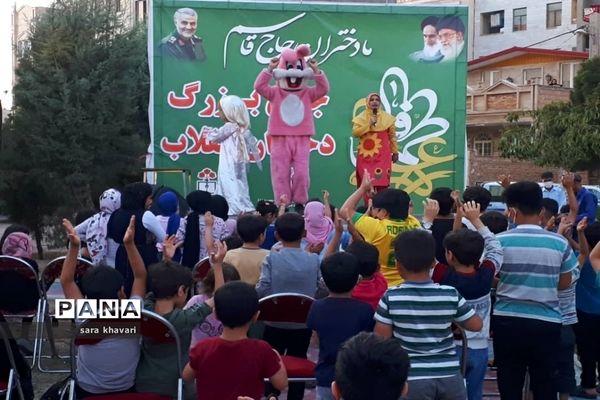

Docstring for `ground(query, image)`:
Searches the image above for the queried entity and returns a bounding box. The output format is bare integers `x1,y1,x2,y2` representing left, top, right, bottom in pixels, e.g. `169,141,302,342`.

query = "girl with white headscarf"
75,188,121,265
205,95,261,215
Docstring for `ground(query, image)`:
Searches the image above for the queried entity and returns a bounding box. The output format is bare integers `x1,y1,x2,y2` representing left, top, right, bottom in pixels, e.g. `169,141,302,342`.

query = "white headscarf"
219,95,262,172
86,189,121,265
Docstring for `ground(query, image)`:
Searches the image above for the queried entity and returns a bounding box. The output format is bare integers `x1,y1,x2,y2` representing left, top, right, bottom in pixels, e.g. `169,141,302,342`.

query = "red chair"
258,293,316,383
0,255,44,369
191,257,210,295
0,319,25,400
37,256,94,372
68,309,183,400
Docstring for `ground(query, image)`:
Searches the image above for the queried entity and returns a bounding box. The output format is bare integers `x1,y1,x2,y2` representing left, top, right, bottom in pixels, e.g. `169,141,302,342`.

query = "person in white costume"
205,95,261,215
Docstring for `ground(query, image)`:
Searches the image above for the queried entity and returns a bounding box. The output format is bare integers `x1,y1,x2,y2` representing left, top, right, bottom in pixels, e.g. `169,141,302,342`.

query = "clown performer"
205,95,262,215
254,44,329,205
352,93,398,201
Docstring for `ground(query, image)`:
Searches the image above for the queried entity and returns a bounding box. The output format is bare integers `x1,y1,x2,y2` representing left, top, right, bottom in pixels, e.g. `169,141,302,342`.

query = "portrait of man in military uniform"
159,8,206,62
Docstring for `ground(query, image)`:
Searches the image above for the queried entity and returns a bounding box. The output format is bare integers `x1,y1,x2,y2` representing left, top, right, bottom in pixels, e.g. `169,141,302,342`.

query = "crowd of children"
4,159,600,400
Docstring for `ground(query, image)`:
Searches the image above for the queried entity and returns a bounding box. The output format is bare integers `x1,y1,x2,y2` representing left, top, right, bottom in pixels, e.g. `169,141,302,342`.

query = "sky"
0,0,53,110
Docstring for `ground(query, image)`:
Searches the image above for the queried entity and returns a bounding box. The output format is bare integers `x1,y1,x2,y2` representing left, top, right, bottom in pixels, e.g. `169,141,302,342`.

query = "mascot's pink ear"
296,44,311,58
279,48,297,67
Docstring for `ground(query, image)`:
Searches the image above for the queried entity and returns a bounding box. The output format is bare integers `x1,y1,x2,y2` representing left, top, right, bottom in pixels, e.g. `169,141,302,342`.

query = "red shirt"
189,337,281,400
352,271,388,310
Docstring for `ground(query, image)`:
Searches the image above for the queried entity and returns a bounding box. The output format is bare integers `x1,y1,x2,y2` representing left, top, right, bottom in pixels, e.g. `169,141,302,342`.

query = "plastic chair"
0,255,44,369
191,257,210,295
37,256,94,372
258,293,316,383
0,319,25,400
68,309,183,400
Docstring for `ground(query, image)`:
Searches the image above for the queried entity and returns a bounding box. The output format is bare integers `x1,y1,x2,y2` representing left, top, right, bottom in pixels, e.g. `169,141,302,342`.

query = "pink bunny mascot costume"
254,44,329,205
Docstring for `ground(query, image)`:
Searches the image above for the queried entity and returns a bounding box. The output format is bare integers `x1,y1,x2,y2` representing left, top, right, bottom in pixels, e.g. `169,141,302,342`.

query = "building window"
513,8,527,31
523,67,543,84
481,10,505,35
17,39,30,57
490,70,501,85
135,0,147,23
474,140,493,157
547,2,562,28
560,63,582,88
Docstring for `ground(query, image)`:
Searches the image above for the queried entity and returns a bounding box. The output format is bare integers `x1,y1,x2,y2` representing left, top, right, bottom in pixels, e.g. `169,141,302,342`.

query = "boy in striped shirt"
495,181,577,399
374,230,483,400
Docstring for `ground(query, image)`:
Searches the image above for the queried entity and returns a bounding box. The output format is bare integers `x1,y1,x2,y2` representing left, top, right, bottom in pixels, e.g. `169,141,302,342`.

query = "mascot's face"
273,45,313,92
283,58,305,90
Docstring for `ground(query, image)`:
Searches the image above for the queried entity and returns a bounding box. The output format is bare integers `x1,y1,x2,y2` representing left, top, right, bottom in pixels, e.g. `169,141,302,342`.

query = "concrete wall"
474,0,578,58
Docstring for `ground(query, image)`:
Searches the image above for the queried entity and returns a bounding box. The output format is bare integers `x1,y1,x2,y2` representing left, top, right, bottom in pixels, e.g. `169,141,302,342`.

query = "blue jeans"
457,346,488,400
316,385,335,400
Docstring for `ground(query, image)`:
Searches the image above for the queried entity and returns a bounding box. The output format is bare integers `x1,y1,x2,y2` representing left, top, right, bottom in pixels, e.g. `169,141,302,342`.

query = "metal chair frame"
0,255,44,370
0,320,25,400
37,256,94,373
68,309,183,400
258,293,316,383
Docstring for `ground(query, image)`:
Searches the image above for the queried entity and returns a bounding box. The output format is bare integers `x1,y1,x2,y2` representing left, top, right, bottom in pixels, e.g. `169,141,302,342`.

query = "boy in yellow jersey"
340,171,421,286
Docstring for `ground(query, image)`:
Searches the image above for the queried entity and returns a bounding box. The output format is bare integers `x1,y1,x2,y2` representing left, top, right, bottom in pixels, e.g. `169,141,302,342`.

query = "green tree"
500,57,600,172
0,0,148,257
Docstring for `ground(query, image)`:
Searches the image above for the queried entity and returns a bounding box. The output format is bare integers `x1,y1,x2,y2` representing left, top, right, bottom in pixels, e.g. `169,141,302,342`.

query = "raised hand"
123,215,136,245
268,57,279,72
360,169,373,193
462,201,481,223
497,174,511,189
577,216,588,232
162,235,180,261
62,219,81,247
562,173,575,189
557,219,574,237
210,241,228,265
423,198,440,222
279,194,290,208
322,190,330,203
308,58,319,73
204,211,214,227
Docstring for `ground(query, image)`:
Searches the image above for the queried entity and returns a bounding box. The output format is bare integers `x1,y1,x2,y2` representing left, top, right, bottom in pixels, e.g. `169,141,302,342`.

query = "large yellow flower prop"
358,133,382,158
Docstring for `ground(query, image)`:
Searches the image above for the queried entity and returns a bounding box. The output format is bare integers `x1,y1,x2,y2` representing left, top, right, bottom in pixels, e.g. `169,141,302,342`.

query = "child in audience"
107,183,165,286
573,221,600,398
432,201,503,400
156,191,181,261
307,252,374,400
256,199,278,250
461,186,491,230
332,332,410,400
304,200,334,247
75,188,121,265
553,217,581,400
479,211,508,234
210,194,237,238
136,241,226,399
494,182,577,399
345,240,387,310
256,212,324,400
340,171,420,286
375,229,482,400
422,187,455,264
62,216,143,398
184,264,241,348
224,214,269,285
183,281,287,400
179,190,227,269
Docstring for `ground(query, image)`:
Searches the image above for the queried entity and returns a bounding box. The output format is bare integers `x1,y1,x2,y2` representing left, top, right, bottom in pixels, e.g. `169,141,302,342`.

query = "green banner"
150,0,467,212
